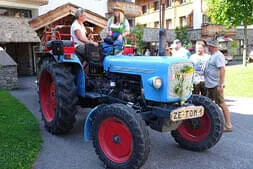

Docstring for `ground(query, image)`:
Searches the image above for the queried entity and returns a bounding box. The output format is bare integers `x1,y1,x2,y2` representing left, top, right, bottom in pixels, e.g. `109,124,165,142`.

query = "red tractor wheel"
98,117,133,163
177,111,211,142
38,58,78,134
40,70,56,122
92,104,150,169
171,94,224,151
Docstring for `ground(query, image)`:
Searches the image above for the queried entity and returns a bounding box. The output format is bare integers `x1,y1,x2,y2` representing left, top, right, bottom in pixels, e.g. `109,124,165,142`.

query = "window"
202,14,211,24
188,13,193,29
154,21,159,28
154,1,159,11
180,16,187,27
166,19,172,29
181,0,186,4
0,7,32,18
142,5,147,14
167,0,172,7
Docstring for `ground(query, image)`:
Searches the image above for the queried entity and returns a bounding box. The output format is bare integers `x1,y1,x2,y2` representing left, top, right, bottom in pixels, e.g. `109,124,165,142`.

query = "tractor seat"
84,43,104,64
45,40,73,48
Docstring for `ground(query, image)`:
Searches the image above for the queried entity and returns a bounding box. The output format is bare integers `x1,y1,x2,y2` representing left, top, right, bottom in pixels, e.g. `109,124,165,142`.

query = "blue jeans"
102,32,124,55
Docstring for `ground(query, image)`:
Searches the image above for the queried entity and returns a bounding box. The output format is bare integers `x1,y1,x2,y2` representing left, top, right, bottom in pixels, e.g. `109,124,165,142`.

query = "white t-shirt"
174,47,190,59
71,20,87,46
190,53,210,82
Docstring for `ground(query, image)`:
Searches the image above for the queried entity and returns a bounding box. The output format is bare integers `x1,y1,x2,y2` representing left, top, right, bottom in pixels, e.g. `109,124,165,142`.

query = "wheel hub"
113,135,121,144
188,118,201,129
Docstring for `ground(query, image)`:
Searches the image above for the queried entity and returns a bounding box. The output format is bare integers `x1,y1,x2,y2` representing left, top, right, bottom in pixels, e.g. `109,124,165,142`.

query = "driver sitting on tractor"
102,4,130,55
71,8,98,63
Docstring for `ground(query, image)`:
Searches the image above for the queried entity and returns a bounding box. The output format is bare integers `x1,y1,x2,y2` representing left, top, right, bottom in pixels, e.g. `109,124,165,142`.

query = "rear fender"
59,54,85,97
38,53,57,66
84,105,105,142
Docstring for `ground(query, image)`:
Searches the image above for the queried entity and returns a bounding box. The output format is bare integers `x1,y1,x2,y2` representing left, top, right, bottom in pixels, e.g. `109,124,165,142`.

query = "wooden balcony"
107,0,142,18
201,24,236,38
11,0,48,6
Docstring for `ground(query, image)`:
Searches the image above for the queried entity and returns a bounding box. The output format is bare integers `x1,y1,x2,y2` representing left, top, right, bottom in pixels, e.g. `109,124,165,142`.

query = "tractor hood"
104,55,194,103
104,55,187,74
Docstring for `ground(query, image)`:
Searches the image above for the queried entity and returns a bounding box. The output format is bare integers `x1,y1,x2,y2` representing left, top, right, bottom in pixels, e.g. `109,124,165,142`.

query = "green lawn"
225,63,253,97
0,90,42,169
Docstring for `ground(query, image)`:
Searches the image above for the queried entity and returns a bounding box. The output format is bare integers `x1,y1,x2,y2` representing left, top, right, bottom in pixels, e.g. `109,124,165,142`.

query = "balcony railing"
201,24,236,37
12,0,48,5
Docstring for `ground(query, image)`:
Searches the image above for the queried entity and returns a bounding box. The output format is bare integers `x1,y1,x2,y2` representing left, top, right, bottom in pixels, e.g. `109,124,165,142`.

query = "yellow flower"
187,67,194,74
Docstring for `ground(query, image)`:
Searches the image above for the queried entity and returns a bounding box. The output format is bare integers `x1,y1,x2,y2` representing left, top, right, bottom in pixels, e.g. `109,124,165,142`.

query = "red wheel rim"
177,111,211,142
40,70,56,122
98,117,133,163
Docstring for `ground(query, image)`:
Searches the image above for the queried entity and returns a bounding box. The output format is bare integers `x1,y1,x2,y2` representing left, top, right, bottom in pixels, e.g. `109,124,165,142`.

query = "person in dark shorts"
204,38,232,132
189,41,210,96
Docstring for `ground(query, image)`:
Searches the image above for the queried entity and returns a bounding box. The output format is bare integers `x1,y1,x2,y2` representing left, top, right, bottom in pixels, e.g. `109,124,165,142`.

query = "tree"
207,0,253,67
175,26,191,48
130,24,148,54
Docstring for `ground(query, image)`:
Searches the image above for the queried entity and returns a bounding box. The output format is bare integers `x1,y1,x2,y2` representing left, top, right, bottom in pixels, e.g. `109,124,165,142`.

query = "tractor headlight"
153,77,162,89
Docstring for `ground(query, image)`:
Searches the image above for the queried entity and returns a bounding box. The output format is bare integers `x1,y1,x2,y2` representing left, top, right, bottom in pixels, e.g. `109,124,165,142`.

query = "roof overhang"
29,3,107,31
0,51,17,66
0,16,40,43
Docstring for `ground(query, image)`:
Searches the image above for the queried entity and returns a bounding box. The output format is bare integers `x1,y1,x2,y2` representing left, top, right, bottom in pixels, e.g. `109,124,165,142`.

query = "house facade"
0,0,47,75
134,0,252,58
39,0,108,17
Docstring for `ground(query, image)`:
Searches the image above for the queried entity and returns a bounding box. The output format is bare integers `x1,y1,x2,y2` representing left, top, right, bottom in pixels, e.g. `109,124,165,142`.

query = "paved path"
11,76,253,169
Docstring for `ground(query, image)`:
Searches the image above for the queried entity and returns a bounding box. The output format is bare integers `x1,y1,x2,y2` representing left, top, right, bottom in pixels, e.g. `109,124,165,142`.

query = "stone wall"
0,65,19,89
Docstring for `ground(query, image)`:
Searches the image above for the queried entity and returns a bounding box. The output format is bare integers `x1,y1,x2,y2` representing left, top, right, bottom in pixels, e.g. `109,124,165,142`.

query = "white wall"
39,0,108,17
193,0,203,29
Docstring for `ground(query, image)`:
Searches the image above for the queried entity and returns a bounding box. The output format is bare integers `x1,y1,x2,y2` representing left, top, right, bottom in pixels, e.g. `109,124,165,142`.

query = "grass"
0,90,42,169
225,63,253,97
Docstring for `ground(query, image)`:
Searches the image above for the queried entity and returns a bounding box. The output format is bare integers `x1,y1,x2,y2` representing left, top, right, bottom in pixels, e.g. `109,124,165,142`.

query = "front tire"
171,94,224,151
92,104,150,169
39,60,78,134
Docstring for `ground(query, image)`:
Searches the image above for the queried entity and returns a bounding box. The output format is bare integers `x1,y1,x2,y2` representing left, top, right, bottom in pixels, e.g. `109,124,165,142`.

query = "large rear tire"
171,94,224,151
92,104,150,169
39,59,78,134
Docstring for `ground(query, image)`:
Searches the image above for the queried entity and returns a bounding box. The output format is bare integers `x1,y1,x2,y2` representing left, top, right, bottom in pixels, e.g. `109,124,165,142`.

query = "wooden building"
28,3,108,74
0,0,47,76
29,3,108,39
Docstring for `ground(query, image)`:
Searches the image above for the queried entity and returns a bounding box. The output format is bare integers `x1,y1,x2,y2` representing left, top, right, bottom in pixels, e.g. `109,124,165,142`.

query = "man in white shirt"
189,41,210,95
173,39,191,59
71,8,98,63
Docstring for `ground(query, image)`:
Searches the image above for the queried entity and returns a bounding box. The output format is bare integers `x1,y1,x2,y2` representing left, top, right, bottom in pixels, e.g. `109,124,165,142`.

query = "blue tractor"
38,26,224,169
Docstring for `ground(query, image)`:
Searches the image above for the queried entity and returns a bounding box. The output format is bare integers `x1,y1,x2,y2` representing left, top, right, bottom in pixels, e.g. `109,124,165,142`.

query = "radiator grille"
168,62,194,98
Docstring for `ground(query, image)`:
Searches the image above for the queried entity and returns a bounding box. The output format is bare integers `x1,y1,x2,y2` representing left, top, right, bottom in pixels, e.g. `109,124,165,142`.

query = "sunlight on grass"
225,63,253,97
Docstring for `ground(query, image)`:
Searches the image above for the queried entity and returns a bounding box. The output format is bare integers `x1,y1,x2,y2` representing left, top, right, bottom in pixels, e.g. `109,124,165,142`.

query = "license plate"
170,106,204,122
